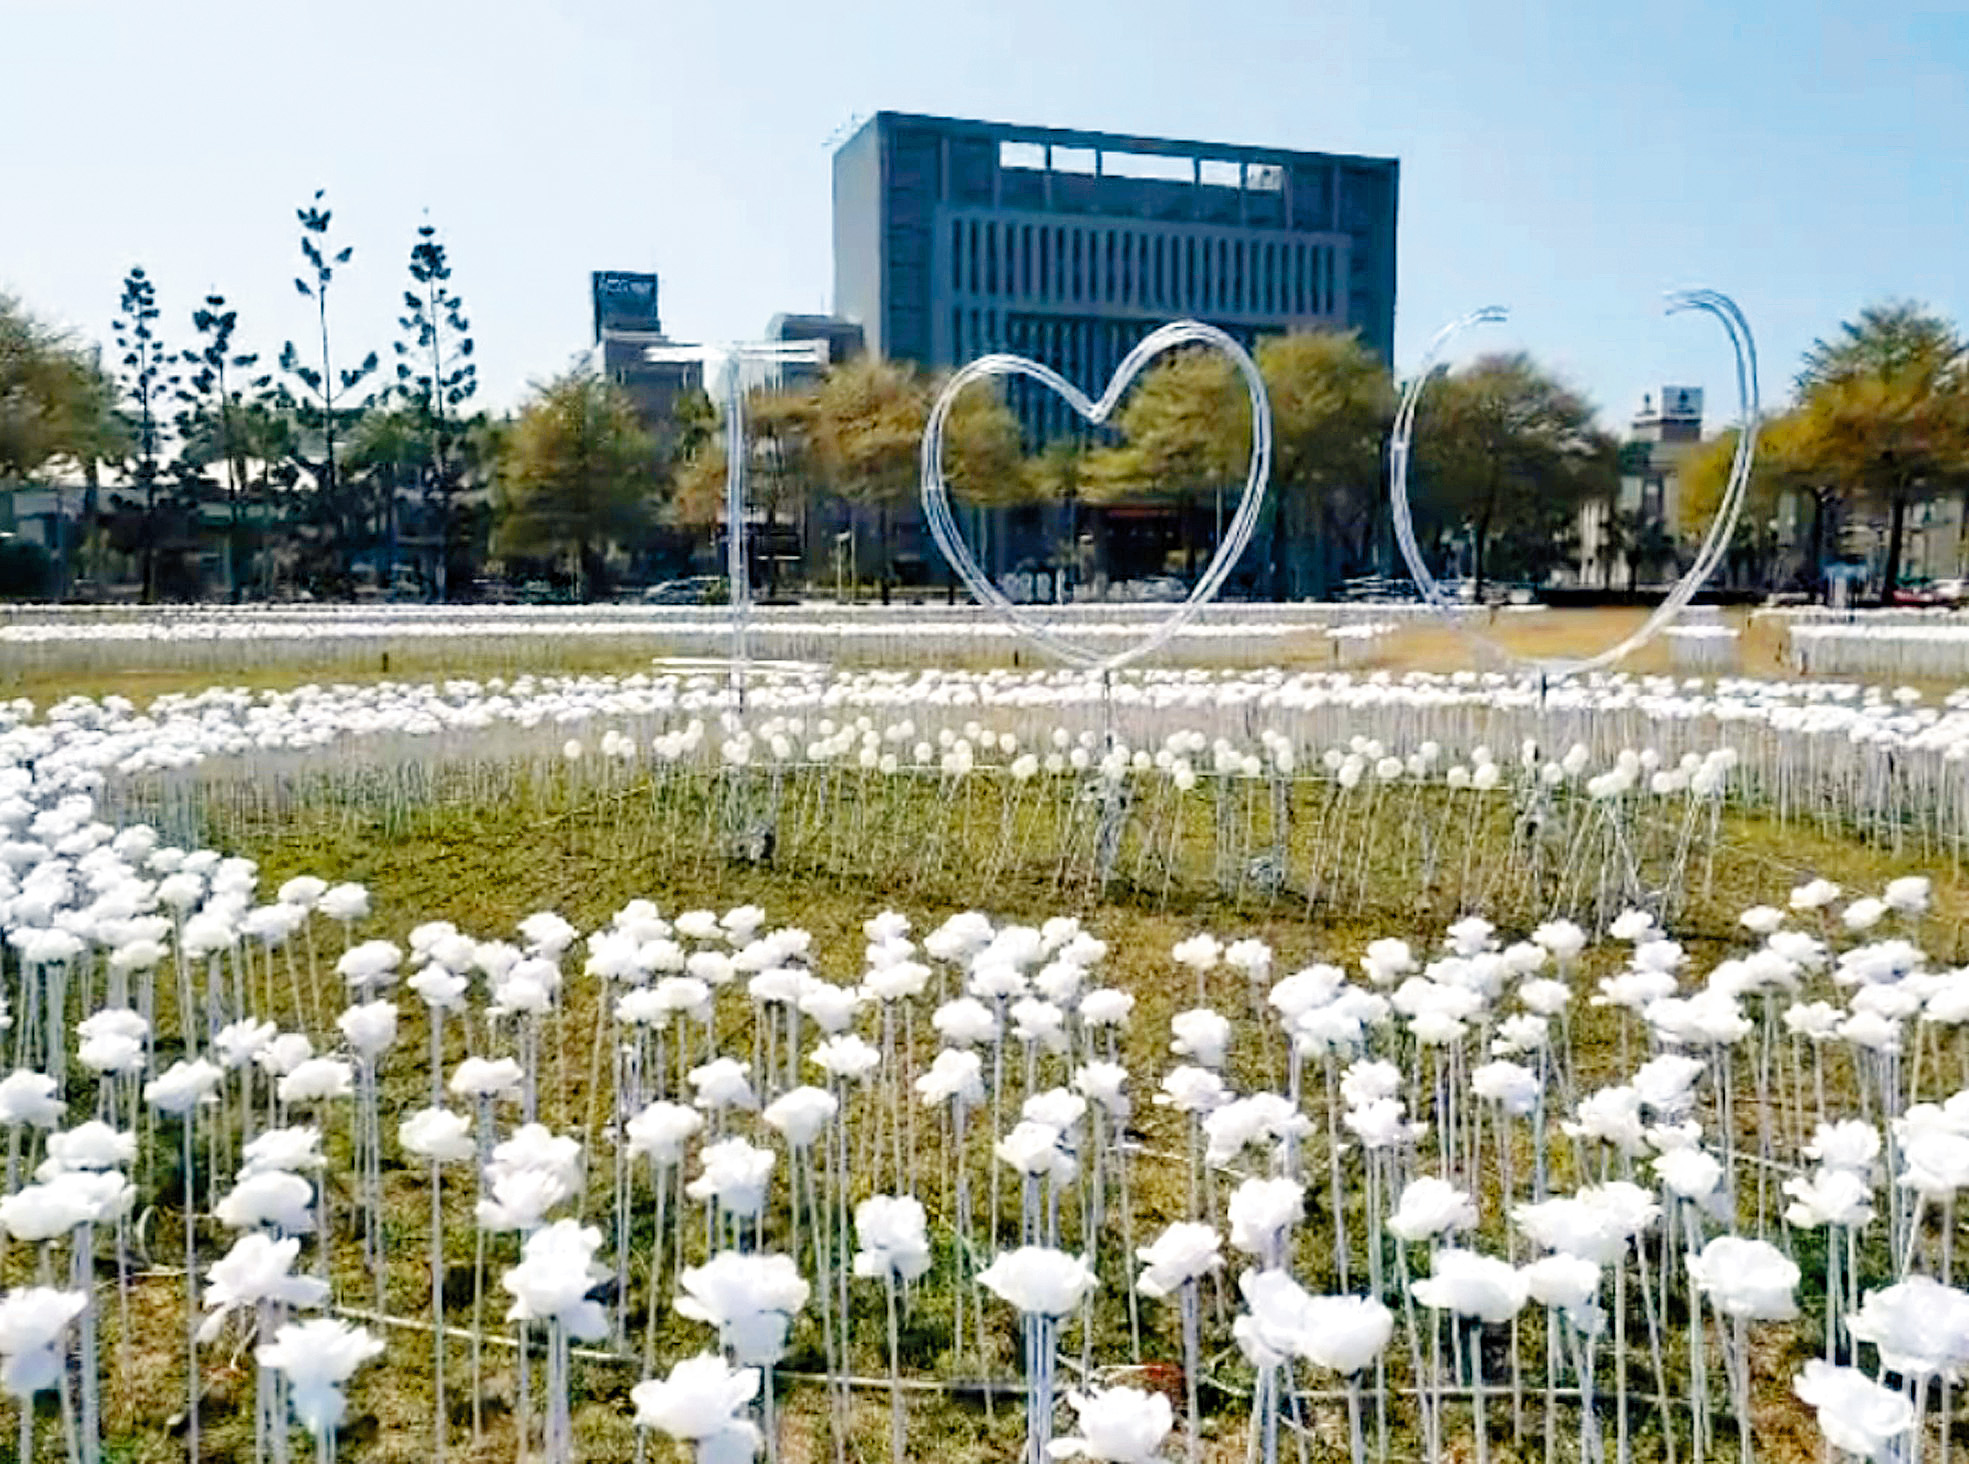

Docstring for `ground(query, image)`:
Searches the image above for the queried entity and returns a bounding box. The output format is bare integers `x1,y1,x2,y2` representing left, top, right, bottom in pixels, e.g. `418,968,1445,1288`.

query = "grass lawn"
63,763,1949,1464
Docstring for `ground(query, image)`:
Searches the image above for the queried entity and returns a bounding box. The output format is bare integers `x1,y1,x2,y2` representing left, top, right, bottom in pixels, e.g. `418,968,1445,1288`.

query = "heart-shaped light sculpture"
920,320,1273,673
1388,289,1759,676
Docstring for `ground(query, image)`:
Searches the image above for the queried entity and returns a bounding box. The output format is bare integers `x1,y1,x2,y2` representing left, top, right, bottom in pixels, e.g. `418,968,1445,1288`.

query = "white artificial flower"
1134,1221,1222,1299
398,1107,475,1165
1410,1248,1527,1324
852,1195,932,1281
1793,1360,1914,1462
1687,1235,1798,1321
1386,1176,1477,1242
625,1101,703,1167
1227,1177,1304,1261
631,1352,761,1443
255,1318,383,1435
1051,1385,1173,1464
977,1246,1096,1318
501,1219,609,1340
675,1250,809,1365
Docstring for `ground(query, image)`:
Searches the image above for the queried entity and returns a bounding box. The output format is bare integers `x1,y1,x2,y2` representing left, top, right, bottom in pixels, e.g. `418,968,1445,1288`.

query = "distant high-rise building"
832,111,1398,442
592,270,662,339
590,270,698,446
763,313,865,390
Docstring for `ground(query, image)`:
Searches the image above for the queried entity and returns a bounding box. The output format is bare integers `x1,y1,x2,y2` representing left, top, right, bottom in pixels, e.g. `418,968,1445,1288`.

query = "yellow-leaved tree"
491,364,659,600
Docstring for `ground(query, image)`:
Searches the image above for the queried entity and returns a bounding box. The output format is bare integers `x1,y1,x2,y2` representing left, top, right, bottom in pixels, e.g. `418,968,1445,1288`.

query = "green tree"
813,357,931,581
176,294,269,599
1674,415,1826,592
1595,507,1682,591
1081,348,1249,578
1257,329,1395,595
1412,353,1616,598
1,294,119,598
228,394,301,599
345,403,433,596
111,267,181,600
670,385,822,592
492,365,659,600
814,358,926,503
1,295,119,481
1791,302,1969,597
938,380,1024,507
392,220,478,598
279,190,379,592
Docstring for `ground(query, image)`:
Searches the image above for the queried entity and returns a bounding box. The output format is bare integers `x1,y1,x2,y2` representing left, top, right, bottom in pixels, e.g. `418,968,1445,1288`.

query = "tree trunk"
1805,491,1828,601
1473,510,1491,604
141,470,157,604
1883,489,1909,601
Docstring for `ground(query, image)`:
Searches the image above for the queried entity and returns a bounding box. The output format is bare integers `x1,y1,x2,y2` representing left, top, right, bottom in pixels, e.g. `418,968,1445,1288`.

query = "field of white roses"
1,615,1967,1464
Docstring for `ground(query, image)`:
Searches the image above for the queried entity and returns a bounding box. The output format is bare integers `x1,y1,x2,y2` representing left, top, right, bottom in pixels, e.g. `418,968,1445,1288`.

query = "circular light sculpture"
1387,290,1759,676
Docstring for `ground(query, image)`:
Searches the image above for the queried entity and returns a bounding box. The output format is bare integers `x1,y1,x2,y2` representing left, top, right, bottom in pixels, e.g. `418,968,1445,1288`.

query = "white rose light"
632,1352,762,1464
0,1285,86,1438
855,1194,933,1464
676,1250,810,1366
978,1246,1097,1464
1052,1385,1173,1464
1689,1233,1799,1463
256,1317,384,1449
1793,1360,1914,1463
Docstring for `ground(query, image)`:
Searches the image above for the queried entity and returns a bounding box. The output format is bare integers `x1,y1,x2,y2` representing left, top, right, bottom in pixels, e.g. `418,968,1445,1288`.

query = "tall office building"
832,112,1398,442
590,270,700,448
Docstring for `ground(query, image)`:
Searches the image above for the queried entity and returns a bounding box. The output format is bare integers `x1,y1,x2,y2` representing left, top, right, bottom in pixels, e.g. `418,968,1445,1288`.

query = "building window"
1104,231,1116,303
951,219,964,293
985,221,998,295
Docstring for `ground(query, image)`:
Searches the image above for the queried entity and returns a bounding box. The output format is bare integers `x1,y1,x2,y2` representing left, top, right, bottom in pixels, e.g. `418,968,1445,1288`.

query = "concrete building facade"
590,270,701,450
1577,387,1704,589
832,111,1398,443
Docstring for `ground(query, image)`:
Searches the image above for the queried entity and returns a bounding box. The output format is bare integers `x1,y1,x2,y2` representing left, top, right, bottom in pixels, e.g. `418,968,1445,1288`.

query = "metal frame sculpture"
646,338,831,707
1386,290,1760,675
919,320,1274,672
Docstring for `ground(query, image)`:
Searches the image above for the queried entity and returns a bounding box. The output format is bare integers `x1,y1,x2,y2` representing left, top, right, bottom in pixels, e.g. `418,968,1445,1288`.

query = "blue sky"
3,0,1963,435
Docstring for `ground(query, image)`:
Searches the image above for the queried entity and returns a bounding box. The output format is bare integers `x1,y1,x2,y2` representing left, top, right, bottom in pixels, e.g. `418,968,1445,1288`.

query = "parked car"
643,576,727,605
